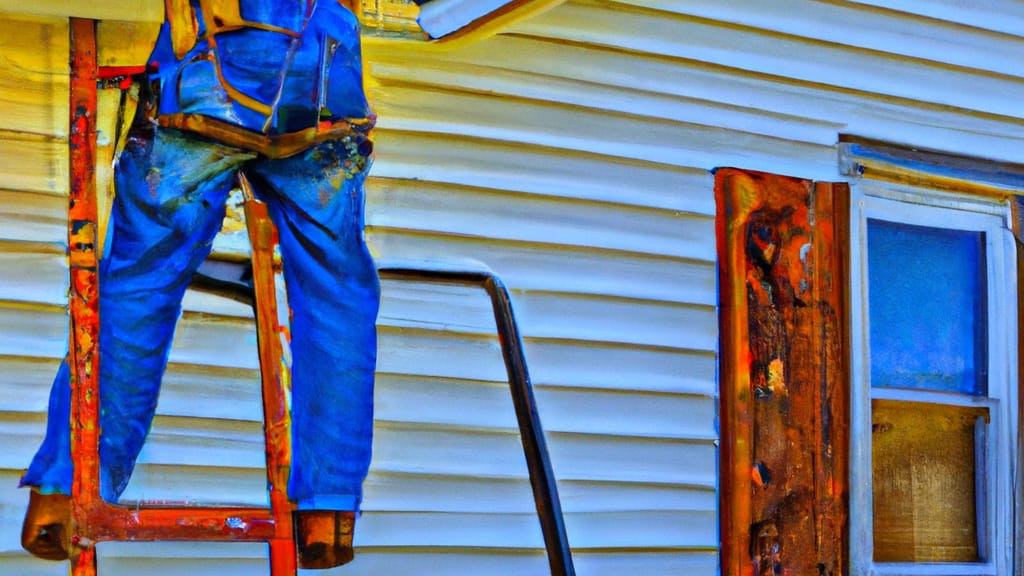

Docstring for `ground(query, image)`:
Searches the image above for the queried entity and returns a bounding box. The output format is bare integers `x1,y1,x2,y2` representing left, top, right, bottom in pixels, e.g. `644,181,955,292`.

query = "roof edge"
417,0,565,44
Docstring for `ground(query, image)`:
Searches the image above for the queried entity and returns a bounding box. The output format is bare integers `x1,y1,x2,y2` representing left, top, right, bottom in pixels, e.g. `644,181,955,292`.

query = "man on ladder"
20,0,380,569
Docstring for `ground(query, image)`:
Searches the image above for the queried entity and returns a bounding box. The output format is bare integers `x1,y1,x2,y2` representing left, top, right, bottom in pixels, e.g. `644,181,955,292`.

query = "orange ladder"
66,18,298,576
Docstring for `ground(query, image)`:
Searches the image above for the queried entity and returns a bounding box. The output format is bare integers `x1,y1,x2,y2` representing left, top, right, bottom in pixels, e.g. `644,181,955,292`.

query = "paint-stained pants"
22,127,380,511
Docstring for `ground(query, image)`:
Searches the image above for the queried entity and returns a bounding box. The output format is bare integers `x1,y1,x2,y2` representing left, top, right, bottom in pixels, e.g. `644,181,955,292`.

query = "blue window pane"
868,219,986,395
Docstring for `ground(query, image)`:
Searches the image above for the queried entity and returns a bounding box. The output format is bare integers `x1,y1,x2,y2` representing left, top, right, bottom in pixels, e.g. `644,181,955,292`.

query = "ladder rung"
80,504,279,543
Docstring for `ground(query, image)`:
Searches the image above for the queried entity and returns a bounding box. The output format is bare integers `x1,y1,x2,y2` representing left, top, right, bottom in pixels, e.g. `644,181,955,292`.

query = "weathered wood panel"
0,135,67,194
716,169,849,576
0,15,68,137
0,1,162,22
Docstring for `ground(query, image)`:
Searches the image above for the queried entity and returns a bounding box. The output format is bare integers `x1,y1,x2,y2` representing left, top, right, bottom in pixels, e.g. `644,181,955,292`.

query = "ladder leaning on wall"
63,17,576,576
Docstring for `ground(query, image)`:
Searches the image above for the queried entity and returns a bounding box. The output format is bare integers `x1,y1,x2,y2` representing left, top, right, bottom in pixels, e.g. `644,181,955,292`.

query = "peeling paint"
718,169,849,576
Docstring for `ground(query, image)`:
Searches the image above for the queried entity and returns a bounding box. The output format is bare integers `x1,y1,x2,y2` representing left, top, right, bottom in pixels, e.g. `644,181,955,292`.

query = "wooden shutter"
716,169,850,576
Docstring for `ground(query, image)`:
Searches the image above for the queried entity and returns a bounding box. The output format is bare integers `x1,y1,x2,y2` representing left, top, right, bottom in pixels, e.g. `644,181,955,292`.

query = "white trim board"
417,0,513,38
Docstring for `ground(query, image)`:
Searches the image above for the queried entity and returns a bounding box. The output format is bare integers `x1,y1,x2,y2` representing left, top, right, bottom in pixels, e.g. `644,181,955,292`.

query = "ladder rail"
239,172,298,575
66,18,298,575
67,17,101,575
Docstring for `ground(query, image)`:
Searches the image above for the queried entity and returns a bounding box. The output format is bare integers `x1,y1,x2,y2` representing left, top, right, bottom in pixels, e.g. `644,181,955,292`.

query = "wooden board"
716,169,849,576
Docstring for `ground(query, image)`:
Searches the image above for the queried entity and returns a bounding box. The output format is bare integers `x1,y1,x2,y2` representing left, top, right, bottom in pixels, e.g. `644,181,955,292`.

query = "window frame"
848,181,1019,576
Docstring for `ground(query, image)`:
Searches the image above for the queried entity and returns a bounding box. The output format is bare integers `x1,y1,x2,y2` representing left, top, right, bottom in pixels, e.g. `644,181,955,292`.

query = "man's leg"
249,139,379,568
21,128,253,559
96,129,255,498
20,362,73,560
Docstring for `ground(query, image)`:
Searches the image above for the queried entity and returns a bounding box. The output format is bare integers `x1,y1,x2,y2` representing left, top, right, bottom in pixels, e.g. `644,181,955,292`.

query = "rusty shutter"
716,169,850,576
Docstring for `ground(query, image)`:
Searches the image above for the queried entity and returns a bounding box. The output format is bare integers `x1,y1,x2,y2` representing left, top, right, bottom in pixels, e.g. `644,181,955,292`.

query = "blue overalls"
22,0,379,513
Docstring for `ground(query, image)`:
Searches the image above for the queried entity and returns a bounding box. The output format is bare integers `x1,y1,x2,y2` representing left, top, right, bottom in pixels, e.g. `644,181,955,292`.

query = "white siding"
1,0,1023,575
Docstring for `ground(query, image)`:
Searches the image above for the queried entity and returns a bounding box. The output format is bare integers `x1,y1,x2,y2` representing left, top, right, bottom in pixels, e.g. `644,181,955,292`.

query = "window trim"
848,183,1019,576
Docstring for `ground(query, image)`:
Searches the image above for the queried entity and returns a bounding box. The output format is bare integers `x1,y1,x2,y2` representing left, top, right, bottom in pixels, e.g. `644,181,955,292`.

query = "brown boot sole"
22,489,71,561
294,510,355,569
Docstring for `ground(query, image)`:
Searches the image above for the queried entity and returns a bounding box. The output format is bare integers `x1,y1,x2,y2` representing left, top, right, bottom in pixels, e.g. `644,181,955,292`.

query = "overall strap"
165,0,198,59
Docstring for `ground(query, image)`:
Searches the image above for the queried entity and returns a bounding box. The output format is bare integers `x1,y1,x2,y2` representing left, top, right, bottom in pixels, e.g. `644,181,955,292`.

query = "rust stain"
717,169,850,576
752,521,780,576
67,18,102,576
766,358,786,397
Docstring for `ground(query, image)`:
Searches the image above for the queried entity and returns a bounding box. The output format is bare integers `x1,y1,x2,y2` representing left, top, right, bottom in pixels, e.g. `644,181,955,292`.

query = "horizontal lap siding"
514,1,1024,120
506,0,1024,164
2,0,1023,574
844,0,1024,38
363,0,1024,571
362,5,724,569
0,14,70,575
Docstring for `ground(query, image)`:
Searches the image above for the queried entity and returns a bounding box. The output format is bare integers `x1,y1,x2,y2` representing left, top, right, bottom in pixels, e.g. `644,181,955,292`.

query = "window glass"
867,220,987,395
871,399,987,563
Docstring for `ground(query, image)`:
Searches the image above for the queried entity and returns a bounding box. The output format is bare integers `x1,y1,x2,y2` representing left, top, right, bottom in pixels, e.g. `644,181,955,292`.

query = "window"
849,183,1018,576
717,158,1021,576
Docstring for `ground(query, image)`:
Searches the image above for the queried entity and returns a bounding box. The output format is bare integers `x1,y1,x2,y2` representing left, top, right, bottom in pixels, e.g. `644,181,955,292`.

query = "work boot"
294,510,355,569
21,488,71,561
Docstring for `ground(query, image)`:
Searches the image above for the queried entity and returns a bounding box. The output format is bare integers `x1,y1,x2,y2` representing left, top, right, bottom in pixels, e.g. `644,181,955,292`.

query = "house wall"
0,1,1022,574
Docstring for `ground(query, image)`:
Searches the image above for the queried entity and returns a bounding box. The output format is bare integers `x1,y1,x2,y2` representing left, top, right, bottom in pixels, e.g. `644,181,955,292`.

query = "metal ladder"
67,18,298,575
65,17,575,576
